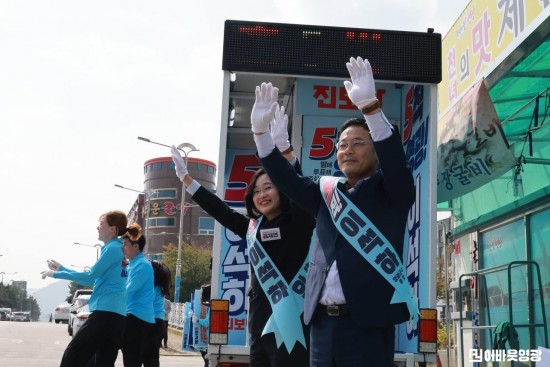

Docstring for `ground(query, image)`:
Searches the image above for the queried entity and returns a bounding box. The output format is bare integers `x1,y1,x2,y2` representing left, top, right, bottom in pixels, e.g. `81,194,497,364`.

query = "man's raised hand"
343,57,378,109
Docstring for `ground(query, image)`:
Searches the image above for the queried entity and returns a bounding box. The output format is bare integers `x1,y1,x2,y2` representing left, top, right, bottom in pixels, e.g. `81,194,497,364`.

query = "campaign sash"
319,176,420,325
246,217,309,352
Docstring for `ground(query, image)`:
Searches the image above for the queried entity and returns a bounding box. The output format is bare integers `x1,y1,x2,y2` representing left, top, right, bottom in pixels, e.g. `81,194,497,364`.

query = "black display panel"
223,20,441,83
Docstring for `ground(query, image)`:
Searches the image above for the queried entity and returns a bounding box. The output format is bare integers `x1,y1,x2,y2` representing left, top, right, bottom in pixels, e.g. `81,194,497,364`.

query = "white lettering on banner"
405,175,421,337
260,228,281,241
249,237,290,304
222,234,248,314
332,191,404,277
329,189,344,219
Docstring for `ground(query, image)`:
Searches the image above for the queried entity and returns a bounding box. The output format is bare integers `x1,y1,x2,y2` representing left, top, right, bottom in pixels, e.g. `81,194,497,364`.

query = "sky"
0,0,470,291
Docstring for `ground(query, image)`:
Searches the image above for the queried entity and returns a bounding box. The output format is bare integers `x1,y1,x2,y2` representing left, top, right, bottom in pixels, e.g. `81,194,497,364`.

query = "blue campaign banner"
181,302,193,351
191,289,208,349
216,149,260,346
298,77,404,182
295,77,402,122
397,84,435,352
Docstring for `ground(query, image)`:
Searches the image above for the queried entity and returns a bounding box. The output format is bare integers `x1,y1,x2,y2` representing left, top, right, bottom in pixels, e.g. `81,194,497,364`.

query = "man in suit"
251,57,416,367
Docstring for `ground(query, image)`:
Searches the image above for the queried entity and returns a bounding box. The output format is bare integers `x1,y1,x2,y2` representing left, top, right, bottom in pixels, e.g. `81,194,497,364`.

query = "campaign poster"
216,149,261,346
437,80,515,202
396,84,435,352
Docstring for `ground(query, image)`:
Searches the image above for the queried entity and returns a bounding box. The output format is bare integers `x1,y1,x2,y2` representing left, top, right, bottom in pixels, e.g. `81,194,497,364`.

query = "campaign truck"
207,20,441,366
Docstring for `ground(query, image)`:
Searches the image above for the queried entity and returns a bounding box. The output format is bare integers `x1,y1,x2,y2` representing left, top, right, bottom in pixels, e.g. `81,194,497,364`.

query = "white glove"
188,309,194,317
343,57,378,109
271,105,290,152
171,145,188,182
41,270,54,279
251,82,279,134
47,259,62,271
192,316,199,324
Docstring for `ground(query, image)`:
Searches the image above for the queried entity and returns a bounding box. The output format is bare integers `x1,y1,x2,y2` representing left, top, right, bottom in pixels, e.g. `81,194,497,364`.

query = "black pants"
142,318,164,367
310,309,395,367
122,314,154,367
250,332,309,367
60,310,125,367
162,319,169,347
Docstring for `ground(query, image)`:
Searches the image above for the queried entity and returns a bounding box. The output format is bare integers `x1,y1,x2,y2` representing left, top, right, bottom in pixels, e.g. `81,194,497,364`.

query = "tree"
162,242,211,303
0,283,40,321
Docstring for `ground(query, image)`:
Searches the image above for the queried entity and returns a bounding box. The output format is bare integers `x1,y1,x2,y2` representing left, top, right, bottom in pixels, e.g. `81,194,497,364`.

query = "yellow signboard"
439,0,549,115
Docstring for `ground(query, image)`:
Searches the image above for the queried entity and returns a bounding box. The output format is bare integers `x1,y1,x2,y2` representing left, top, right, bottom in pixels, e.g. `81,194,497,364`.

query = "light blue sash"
246,217,309,353
319,176,419,325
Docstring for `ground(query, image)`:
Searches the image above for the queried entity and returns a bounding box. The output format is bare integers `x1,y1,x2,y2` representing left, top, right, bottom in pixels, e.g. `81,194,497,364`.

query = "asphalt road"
0,320,205,366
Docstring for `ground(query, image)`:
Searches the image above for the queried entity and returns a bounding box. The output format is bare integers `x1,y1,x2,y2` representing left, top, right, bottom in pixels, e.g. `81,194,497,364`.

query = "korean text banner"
439,0,549,114
437,80,516,203
216,149,261,346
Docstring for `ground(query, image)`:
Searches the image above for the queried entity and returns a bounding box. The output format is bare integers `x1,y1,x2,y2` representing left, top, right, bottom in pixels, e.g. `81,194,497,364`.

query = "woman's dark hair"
243,168,290,219
151,260,172,296
100,210,129,237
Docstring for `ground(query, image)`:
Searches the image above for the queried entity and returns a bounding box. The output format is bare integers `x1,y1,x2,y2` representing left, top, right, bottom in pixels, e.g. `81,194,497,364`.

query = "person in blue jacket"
251,57,416,367
121,229,155,367
142,260,172,367
41,210,130,367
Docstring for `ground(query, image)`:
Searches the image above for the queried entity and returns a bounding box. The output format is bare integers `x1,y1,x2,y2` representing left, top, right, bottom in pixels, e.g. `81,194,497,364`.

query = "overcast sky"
0,0,469,291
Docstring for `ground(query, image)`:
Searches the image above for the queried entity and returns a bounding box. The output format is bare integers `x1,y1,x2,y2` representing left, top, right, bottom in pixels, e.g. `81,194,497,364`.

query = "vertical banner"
216,150,262,346
437,80,516,202
191,289,208,350
181,301,192,351
396,84,433,352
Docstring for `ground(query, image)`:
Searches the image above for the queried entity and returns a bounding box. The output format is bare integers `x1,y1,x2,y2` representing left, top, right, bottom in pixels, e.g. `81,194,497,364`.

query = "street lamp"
0,272,17,284
138,136,199,303
74,242,102,260
114,184,157,243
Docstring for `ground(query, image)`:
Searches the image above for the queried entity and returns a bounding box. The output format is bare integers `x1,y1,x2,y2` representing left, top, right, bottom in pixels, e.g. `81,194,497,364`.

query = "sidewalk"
160,327,200,357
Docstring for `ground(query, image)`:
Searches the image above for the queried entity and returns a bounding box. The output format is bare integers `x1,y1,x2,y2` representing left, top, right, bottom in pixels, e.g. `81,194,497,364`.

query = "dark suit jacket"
260,129,415,328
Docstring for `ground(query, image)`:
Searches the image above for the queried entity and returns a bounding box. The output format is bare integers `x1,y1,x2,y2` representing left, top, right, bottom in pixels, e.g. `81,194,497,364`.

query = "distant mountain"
30,280,71,321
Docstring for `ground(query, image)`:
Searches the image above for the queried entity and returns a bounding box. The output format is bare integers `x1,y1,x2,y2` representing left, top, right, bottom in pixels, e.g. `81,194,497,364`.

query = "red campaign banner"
437,79,516,203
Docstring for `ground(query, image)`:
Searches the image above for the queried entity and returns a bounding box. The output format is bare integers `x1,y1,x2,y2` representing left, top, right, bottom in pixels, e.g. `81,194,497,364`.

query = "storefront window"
479,219,527,349
529,208,550,348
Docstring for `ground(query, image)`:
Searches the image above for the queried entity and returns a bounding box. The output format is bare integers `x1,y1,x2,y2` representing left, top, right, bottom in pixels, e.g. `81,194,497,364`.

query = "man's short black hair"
340,118,369,134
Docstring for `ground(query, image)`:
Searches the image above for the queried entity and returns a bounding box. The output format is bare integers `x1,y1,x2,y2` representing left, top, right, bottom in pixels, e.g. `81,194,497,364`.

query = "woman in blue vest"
142,260,172,367
41,210,131,367
171,106,315,367
121,230,155,367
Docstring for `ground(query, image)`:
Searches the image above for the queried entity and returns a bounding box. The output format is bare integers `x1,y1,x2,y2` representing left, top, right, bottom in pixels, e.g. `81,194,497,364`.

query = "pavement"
160,327,201,357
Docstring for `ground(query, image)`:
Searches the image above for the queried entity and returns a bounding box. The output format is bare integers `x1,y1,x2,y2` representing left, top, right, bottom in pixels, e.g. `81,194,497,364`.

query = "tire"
55,320,60,324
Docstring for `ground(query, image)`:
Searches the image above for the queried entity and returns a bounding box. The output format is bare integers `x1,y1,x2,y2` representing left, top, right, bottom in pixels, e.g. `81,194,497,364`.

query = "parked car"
12,311,30,322
68,294,91,336
53,303,71,324
71,289,93,303
0,308,12,321
71,304,91,338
